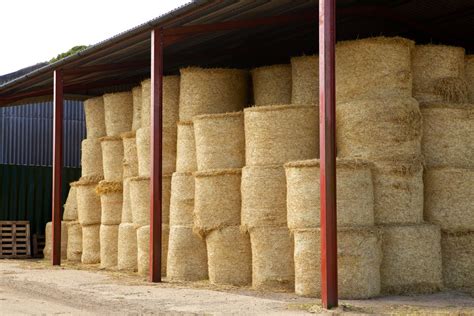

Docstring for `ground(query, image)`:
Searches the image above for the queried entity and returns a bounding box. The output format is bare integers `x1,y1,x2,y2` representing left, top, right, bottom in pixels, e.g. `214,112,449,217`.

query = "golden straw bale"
193,112,245,170
167,225,208,281
169,172,194,226
465,55,474,102
424,168,474,231
81,224,100,264
194,169,241,236
99,224,119,269
141,76,180,128
117,223,138,271
176,121,197,172
206,226,252,286
251,64,292,106
81,138,103,178
63,186,78,221
96,181,123,225
441,231,474,289
412,45,466,103
291,55,319,105
121,131,138,178
103,92,133,136
137,225,170,276
73,176,103,226
43,221,68,260
132,86,142,131
372,160,424,224
121,178,133,223
294,227,382,299
336,37,414,102
336,97,422,162
83,96,106,138
241,165,287,230
244,104,319,166
66,221,82,262
285,159,374,230
380,223,442,294
421,103,474,168
100,136,124,182
249,226,294,291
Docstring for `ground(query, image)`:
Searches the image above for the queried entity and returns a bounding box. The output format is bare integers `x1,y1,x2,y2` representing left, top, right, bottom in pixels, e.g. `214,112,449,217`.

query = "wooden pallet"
0,221,31,259
32,233,45,258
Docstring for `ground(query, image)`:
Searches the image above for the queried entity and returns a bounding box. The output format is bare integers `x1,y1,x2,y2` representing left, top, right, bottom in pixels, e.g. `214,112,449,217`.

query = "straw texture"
294,227,382,299
43,221,68,260
291,55,319,105
103,92,133,136
84,97,106,138
141,76,180,128
179,67,248,121
244,105,319,166
132,86,142,131
63,186,78,221
170,172,194,226
117,223,138,271
100,224,119,269
285,159,374,229
380,224,442,294
251,64,292,106
137,225,170,276
176,121,197,172
193,112,245,170
121,178,133,223
74,177,102,226
100,136,124,182
81,138,103,178
81,224,100,264
136,126,177,176
121,132,138,178
441,231,474,289
66,221,82,262
96,181,123,225
465,55,474,102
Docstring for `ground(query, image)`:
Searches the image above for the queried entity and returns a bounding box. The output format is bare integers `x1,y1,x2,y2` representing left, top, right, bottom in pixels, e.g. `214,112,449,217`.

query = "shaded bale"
176,121,197,172
336,37,414,103
465,55,474,102
167,225,208,281
169,172,194,226
336,98,422,162
249,226,294,291
63,186,78,221
73,176,102,226
43,221,68,260
193,112,245,170
373,160,424,224
96,181,123,225
441,231,474,289
206,226,252,286
103,92,133,136
132,86,142,131
194,169,241,236
83,96,106,138
137,225,170,276
421,103,474,168
179,67,248,121
424,168,474,231
121,131,138,178
81,138,103,178
141,76,180,128
100,224,119,269
81,224,100,264
291,55,319,105
251,64,292,106
380,223,442,294
117,223,138,271
241,165,287,230
244,105,319,166
285,159,374,230
121,178,133,223
100,136,124,182
66,221,82,262
294,227,382,299
412,45,466,103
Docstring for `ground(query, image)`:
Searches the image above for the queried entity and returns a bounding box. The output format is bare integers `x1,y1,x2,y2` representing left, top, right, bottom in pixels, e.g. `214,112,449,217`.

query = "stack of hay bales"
63,186,82,261
251,64,292,105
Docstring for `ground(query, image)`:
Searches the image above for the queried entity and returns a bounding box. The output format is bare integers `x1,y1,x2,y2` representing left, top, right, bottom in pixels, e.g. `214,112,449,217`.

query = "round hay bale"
121,177,133,223
285,159,374,230
424,168,474,231
117,223,138,271
137,224,170,276
194,169,241,236
179,67,248,121
372,160,424,225
193,112,245,170
176,121,197,172
81,224,100,264
83,96,106,138
100,136,124,182
96,181,123,225
43,221,68,260
241,165,287,230
206,226,252,286
421,103,474,168
441,231,474,289
336,37,414,103
103,91,133,136
169,172,194,226
380,223,442,294
167,225,208,281
249,226,294,290
291,55,319,105
251,64,292,106
63,186,78,221
66,221,82,262
141,76,180,128
294,227,382,299
132,86,142,131
121,131,138,178
465,55,474,102
81,138,103,178
336,97,422,162
244,105,319,166
100,224,119,269
73,176,102,226
412,45,467,103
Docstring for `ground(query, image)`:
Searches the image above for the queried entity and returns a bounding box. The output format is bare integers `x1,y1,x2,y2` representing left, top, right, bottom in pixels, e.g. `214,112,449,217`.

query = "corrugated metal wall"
0,100,85,167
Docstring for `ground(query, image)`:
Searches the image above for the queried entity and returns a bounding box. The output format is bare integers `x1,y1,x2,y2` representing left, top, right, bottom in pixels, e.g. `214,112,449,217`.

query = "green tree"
50,45,88,63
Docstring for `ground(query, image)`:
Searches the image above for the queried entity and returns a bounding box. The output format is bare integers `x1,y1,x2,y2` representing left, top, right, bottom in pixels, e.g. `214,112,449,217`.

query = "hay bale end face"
141,76,180,128
251,64,292,106
66,221,82,262
63,186,78,221
96,181,123,225
291,55,319,105
132,86,142,131
73,176,103,226
169,172,194,227
43,221,68,260
117,223,138,271
81,138,103,178
137,225,169,276
121,178,133,224
100,136,124,182
465,55,474,102
121,131,139,178
441,231,474,289
103,92,133,136
83,97,106,138
176,121,197,173
81,224,100,264
100,224,119,269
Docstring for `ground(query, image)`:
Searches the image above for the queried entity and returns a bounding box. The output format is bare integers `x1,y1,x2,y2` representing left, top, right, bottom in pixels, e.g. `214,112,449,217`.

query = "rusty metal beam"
63,61,149,76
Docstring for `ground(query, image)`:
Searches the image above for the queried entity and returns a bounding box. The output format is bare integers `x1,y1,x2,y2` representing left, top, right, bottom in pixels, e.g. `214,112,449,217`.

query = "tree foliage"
50,45,88,63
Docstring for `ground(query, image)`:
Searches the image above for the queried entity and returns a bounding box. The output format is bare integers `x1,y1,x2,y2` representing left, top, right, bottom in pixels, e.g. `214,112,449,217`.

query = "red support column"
52,69,64,266
319,0,338,309
149,27,164,282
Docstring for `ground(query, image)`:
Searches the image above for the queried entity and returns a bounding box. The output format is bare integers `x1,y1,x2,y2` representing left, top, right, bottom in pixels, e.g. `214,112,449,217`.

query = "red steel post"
319,0,338,309
149,27,164,282
52,69,64,266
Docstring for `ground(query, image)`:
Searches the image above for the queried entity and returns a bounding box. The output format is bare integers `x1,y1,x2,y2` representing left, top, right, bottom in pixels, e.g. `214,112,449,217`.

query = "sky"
0,0,190,75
